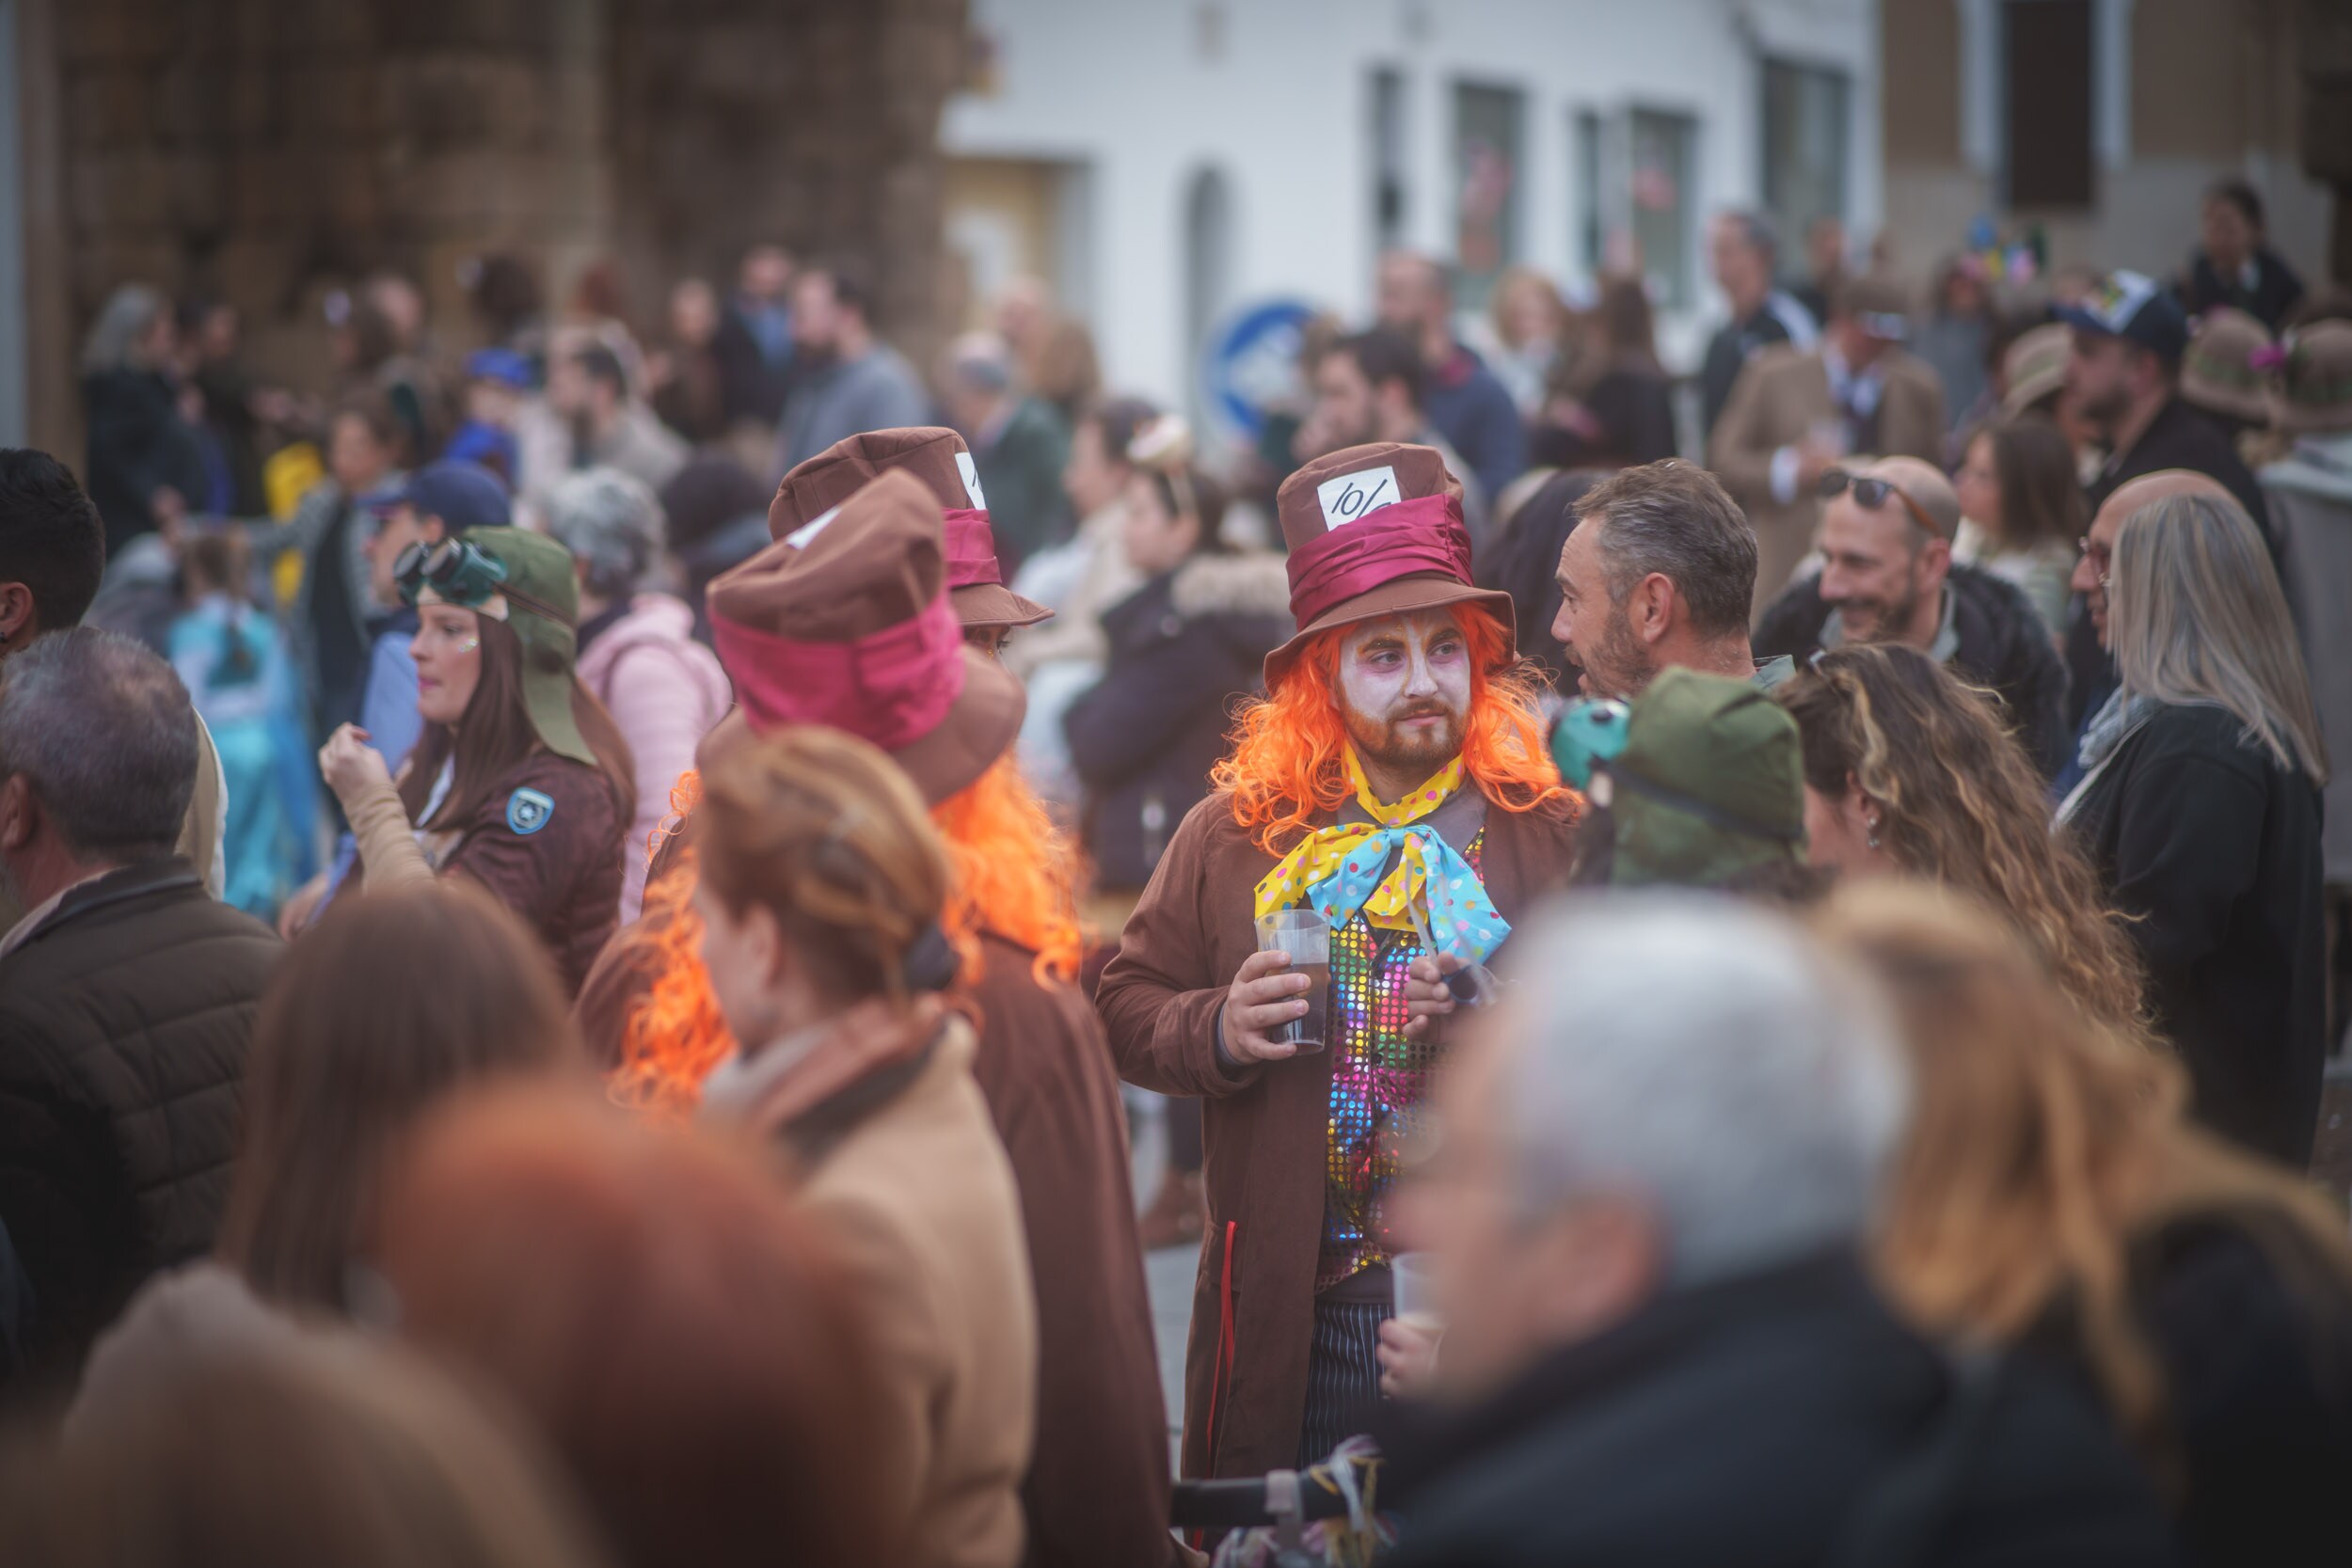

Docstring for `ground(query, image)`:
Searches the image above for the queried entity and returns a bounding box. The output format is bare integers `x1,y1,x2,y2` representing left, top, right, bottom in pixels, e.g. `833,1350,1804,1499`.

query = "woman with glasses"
2058,490,2328,1166
315,527,636,994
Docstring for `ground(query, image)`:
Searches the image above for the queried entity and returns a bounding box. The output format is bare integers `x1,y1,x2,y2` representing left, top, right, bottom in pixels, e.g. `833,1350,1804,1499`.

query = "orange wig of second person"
1213,605,1570,854
609,754,1083,1117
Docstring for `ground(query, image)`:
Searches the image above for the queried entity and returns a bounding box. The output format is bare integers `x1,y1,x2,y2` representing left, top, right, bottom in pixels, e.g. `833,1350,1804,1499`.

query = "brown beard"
1343,697,1465,781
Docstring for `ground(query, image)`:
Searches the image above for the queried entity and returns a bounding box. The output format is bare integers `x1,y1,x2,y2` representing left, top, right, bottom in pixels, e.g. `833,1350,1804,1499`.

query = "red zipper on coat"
1189,1218,1240,1552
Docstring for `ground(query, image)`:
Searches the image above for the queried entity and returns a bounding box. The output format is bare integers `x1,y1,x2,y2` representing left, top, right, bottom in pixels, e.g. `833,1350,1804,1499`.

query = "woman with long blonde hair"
2059,490,2328,1164
1821,879,2352,1568
1777,642,2149,1040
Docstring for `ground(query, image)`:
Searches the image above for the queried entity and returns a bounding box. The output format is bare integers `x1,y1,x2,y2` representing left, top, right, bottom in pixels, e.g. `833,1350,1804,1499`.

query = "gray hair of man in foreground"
0,627,197,861
1496,893,1912,1287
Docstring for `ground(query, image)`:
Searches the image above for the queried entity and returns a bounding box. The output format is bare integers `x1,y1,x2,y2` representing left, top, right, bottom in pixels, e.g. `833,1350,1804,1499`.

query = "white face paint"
1335,608,1473,787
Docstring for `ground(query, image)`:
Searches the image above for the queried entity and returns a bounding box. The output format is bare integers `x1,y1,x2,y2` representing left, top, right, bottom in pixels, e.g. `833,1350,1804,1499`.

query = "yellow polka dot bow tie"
1253,752,1511,965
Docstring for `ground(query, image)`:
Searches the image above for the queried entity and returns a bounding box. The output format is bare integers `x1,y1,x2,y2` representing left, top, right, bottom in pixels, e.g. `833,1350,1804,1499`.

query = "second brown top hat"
770,426,1051,631
709,468,1025,804
1263,441,1515,688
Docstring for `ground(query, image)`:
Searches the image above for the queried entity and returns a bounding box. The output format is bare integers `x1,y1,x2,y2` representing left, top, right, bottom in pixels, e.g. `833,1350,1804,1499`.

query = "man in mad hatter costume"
1094,442,1581,1478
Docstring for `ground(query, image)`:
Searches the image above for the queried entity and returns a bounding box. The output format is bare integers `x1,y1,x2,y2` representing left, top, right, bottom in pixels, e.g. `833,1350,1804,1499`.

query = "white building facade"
942,0,1884,422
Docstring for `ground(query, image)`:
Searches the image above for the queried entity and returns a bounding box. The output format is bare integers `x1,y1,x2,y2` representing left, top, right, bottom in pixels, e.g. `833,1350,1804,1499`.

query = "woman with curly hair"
1096,441,1580,1480
1777,642,2149,1039
1821,880,2352,1568
572,462,1176,1568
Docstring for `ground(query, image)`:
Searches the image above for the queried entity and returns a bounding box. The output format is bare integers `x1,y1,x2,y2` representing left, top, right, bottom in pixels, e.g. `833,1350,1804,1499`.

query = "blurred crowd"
0,167,2347,1568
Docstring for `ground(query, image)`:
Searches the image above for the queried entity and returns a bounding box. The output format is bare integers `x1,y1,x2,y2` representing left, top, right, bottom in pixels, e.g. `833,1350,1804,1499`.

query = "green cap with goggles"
1554,667,1806,888
397,526,595,767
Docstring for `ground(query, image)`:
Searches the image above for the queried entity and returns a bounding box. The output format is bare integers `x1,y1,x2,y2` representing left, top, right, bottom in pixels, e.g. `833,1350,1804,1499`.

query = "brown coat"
1706,344,1947,612
1094,788,1581,1481
747,1016,1038,1568
962,935,1178,1568
574,902,1176,1564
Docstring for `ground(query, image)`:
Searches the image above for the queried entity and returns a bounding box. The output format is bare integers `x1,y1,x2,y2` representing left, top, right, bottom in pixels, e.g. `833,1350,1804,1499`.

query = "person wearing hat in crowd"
313,526,636,996
277,460,517,936
764,425,1052,657
1554,666,1817,898
2259,318,2352,1045
1708,273,1948,612
1093,441,1580,1481
938,332,1076,578
444,347,533,483
1755,454,2071,778
2179,306,2281,465
579,468,1178,1568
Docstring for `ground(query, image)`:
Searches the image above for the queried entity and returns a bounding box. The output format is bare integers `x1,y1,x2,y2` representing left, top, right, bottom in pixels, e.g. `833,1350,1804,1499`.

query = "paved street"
1130,1092,1194,1455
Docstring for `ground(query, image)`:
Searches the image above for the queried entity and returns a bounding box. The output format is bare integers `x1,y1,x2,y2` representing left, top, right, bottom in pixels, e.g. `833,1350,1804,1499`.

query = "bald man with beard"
1756,453,2072,776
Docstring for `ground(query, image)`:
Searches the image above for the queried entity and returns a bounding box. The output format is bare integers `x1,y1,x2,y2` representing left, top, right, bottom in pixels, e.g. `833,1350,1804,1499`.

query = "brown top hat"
770,426,1051,631
2182,307,2278,427
1263,442,1514,688
2276,321,2352,436
708,468,1025,804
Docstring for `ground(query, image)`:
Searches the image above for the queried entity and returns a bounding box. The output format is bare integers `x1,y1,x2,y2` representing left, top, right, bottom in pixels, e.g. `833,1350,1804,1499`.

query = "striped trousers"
1296,1296,1388,1466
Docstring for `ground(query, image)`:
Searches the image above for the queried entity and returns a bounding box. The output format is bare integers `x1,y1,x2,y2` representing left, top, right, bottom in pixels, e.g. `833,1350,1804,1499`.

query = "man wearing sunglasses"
1755,455,2071,778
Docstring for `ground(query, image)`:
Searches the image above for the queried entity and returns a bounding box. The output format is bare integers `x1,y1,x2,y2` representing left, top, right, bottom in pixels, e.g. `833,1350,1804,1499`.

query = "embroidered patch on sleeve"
506,787,556,835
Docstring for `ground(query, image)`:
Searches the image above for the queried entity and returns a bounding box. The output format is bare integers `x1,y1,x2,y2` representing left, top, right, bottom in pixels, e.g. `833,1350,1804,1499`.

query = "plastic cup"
1392,1251,1442,1335
1254,909,1330,1053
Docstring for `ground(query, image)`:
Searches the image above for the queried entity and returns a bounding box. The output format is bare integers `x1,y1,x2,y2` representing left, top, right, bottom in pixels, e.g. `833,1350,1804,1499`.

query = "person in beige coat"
1708,275,1947,613
691,721,1037,1568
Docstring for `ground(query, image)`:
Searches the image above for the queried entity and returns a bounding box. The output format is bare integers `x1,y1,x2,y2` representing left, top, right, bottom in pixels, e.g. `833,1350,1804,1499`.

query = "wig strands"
608,758,1082,1114
1214,610,1571,854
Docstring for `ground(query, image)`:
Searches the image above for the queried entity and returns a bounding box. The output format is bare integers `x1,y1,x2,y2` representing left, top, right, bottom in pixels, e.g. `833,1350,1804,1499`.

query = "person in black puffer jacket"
0,630,279,1402
1064,438,1290,895
1754,456,2070,778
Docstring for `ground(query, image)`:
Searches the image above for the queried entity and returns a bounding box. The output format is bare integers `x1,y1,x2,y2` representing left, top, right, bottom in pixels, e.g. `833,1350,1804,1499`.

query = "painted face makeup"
1335,609,1472,779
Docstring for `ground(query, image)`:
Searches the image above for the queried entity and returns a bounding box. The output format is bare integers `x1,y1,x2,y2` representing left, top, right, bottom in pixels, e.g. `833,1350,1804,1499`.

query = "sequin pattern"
1314,832,1485,1291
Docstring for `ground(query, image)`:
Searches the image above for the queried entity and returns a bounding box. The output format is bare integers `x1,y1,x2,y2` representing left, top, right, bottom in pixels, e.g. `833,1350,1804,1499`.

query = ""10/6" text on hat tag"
1316,466,1399,531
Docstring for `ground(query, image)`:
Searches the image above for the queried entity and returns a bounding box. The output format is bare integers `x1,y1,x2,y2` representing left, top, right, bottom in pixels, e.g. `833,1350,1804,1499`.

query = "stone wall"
16,0,964,458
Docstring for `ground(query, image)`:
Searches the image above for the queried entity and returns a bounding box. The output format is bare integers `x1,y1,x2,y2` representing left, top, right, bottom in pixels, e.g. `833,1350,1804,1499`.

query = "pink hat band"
1284,493,1472,630
942,508,1004,590
710,592,965,752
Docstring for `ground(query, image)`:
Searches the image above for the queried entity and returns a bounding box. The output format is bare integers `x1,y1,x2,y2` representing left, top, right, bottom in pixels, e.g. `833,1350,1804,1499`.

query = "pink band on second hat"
1284,492,1472,629
941,507,1004,590
710,592,967,751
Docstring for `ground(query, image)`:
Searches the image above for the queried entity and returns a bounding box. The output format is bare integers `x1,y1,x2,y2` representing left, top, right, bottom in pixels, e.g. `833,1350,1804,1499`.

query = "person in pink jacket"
547,467,732,921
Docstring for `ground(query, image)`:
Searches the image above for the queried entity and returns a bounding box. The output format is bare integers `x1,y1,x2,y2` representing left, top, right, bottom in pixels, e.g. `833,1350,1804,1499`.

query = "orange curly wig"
1213,605,1569,853
608,755,1082,1117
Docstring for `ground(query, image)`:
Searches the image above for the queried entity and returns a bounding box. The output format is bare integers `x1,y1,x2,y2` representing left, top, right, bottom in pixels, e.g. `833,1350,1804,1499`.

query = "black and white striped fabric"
1296,1295,1389,1466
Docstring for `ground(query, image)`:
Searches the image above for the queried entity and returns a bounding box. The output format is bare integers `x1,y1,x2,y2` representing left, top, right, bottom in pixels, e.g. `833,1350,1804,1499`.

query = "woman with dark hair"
1066,417,1289,894
689,724,1035,1568
1952,415,2084,639
1531,276,1676,471
70,882,582,1428
1826,880,2352,1568
317,527,636,993
1779,643,2150,1042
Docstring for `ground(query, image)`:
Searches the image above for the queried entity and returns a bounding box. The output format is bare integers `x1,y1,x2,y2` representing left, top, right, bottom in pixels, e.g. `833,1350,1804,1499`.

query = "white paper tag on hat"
1315,466,1400,531
784,504,842,550
954,451,988,511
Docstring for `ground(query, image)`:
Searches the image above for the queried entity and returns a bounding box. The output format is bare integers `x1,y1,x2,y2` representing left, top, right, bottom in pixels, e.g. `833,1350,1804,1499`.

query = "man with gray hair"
1548,458,1787,699
1371,895,2178,1566
0,629,278,1395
